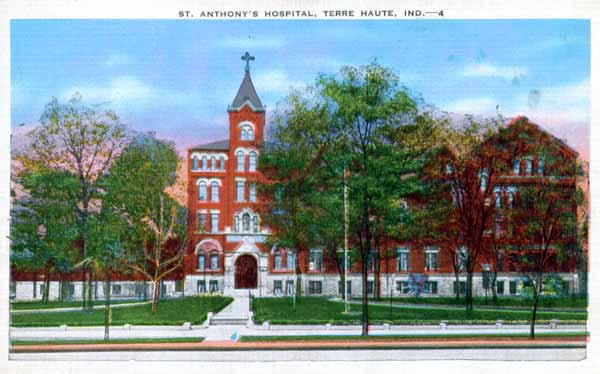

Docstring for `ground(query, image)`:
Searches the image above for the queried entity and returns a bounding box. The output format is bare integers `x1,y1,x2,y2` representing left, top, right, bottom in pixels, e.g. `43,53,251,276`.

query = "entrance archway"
235,254,258,289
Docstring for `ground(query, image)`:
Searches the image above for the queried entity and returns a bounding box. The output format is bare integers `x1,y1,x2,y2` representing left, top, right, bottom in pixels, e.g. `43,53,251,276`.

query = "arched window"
197,252,206,270
247,127,254,141
241,128,248,141
211,156,217,171
241,125,254,141
237,151,245,172
219,156,226,170
242,213,251,232
249,151,257,172
202,156,208,170
192,156,199,170
211,181,219,202
198,182,207,201
274,249,283,270
253,215,259,233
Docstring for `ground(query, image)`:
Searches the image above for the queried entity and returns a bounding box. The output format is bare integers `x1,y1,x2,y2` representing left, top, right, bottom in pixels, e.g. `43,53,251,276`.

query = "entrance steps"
210,294,251,326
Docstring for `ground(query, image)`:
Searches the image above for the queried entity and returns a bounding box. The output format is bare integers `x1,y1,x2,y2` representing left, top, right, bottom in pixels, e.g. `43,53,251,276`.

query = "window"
309,249,323,271
526,157,533,175
237,151,245,172
209,280,219,293
112,284,122,296
253,215,259,233
237,181,245,201
425,249,439,271
425,281,438,294
495,190,502,208
274,251,283,270
497,280,505,295
249,152,257,172
249,184,257,202
453,281,466,295
308,281,322,295
367,280,374,294
397,248,409,271
241,128,248,141
273,280,283,295
198,182,207,201
509,280,517,295
396,281,410,294
197,253,206,270
211,181,219,202
211,213,219,233
202,156,208,170
537,158,545,175
480,169,489,191
197,280,206,293
367,252,377,272
286,280,294,295
513,159,520,174
192,156,199,170
445,162,453,174
197,212,207,231
287,252,296,270
508,191,515,208
247,127,254,141
219,156,226,170
242,213,251,232
338,280,352,295
241,125,254,141
210,253,219,270
175,280,184,292
210,156,217,171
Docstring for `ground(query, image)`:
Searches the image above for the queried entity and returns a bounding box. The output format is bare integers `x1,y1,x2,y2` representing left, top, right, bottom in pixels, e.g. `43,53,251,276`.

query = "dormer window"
240,125,254,141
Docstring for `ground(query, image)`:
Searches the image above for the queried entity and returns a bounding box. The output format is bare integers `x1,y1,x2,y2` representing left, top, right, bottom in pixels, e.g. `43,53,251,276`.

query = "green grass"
11,337,205,346
373,296,588,309
10,296,233,327
11,299,143,310
240,332,589,342
252,297,587,325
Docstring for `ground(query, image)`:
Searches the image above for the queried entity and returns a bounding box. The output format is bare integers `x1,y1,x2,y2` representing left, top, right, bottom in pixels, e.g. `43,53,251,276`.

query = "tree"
10,169,80,303
262,63,430,335
422,116,510,311
103,134,186,313
16,94,128,309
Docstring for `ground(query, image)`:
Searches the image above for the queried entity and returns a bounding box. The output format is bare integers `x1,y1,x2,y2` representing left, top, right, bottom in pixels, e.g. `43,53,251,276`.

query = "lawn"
11,337,205,346
10,296,232,327
240,332,588,342
252,297,587,325
373,296,587,309
11,299,143,310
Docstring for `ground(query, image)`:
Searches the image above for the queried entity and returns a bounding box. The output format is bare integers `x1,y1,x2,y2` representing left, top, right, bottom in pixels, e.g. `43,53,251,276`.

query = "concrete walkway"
11,301,152,314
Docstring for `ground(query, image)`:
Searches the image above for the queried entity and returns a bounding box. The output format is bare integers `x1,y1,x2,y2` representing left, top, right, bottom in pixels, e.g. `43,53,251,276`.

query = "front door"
235,254,258,288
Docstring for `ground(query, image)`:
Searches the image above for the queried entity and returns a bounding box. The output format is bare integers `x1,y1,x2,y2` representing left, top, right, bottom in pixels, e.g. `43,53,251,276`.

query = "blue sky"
11,19,590,156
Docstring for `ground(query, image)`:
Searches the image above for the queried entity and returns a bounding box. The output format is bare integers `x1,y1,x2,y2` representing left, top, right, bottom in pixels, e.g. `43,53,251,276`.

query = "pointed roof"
229,71,264,112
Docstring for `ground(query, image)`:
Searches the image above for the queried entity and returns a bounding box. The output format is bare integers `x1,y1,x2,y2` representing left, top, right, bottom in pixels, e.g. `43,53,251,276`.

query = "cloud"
62,76,155,103
443,97,498,116
462,62,527,80
517,79,590,123
253,70,306,94
221,36,286,49
104,53,133,67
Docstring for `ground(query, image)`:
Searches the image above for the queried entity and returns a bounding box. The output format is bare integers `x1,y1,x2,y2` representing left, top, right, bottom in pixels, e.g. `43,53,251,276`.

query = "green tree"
262,63,431,335
10,169,80,303
103,134,186,313
17,94,128,309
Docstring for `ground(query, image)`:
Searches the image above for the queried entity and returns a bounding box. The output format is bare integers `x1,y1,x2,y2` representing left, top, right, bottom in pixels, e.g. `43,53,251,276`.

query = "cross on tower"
241,51,255,73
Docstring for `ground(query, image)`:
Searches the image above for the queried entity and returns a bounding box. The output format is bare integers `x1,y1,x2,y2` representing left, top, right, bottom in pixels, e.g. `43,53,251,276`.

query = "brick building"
10,57,584,301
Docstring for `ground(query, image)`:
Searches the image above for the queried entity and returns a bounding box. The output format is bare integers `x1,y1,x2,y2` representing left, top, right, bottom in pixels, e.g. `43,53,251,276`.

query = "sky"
10,19,590,158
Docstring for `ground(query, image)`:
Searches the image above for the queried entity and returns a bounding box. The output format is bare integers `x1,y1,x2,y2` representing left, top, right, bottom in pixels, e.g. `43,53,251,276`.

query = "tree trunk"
43,270,50,303
530,287,539,339
466,271,474,312
104,274,112,341
491,271,498,303
361,260,369,336
454,270,460,301
33,272,37,300
151,280,160,314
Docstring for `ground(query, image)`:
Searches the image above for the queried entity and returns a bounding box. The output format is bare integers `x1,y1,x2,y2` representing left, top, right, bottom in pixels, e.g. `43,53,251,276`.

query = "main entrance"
235,254,258,289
